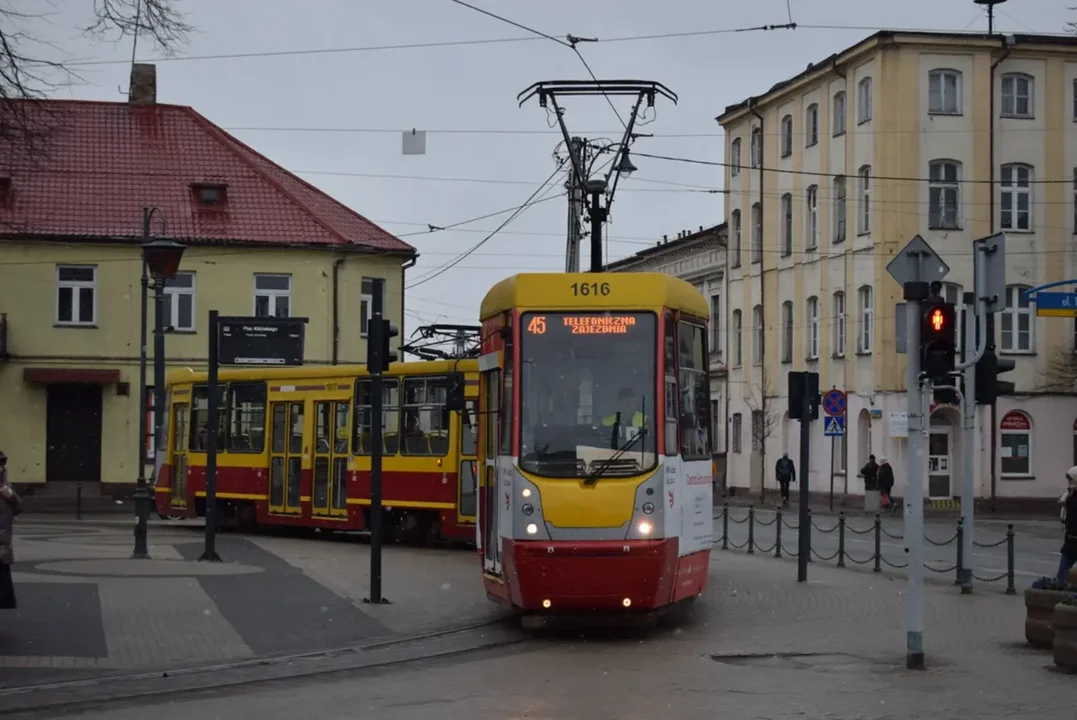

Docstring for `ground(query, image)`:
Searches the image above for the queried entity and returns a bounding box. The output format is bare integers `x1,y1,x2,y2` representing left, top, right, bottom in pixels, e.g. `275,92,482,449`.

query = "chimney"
129,63,157,106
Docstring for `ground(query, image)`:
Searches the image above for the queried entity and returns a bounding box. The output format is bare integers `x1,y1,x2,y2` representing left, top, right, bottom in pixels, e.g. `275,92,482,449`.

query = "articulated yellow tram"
473,272,714,614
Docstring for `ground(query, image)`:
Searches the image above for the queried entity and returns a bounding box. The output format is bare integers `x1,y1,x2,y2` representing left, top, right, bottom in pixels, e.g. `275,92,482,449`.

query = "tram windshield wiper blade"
584,425,645,486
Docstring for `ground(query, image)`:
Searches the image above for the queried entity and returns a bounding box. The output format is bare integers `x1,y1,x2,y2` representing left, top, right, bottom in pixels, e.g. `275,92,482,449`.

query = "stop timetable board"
217,316,309,366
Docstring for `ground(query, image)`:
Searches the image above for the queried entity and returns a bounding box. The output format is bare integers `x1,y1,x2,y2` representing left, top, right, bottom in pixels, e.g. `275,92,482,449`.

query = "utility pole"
960,292,977,594
564,137,587,273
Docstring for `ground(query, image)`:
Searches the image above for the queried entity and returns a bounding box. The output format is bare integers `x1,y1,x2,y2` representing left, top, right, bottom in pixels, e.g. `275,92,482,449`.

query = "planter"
1053,603,1077,672
1024,588,1073,649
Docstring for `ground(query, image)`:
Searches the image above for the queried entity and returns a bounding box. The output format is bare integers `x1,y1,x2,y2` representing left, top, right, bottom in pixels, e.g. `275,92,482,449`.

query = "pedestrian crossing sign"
824,415,845,437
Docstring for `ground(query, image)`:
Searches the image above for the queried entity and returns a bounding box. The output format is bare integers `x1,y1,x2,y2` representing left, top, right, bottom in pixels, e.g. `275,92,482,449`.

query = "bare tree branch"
745,367,781,452
1040,349,1077,393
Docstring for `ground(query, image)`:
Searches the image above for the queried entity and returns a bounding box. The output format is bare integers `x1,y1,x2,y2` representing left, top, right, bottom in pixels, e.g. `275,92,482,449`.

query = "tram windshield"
518,311,657,478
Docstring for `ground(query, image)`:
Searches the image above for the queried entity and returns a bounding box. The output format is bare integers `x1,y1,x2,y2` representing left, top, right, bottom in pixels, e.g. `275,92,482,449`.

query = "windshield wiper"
585,398,647,486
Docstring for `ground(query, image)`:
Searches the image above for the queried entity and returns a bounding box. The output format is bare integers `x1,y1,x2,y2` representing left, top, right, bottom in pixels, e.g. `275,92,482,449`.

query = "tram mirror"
445,372,466,412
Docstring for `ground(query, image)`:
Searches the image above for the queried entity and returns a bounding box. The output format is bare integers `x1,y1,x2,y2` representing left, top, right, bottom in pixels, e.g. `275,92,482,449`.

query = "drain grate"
710,652,894,673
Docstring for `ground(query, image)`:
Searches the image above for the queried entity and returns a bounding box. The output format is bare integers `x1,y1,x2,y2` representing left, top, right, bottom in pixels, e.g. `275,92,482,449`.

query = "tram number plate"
570,281,611,297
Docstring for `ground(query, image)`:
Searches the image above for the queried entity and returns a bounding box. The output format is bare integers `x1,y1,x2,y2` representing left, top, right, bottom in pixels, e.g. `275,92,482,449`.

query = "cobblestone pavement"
20,545,1073,720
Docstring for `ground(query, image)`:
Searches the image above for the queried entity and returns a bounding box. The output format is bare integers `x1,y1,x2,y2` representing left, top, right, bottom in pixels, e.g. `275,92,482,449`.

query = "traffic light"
975,348,1016,405
365,317,400,374
919,300,957,381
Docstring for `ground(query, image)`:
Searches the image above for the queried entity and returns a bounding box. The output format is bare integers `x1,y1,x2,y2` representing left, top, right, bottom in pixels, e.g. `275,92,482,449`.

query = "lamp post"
132,207,185,559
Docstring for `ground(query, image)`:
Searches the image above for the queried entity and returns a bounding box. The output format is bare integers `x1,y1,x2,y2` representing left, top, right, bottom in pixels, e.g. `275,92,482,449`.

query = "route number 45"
571,281,611,297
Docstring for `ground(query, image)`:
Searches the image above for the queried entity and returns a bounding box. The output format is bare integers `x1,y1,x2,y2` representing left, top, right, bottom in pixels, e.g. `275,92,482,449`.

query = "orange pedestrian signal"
930,308,945,332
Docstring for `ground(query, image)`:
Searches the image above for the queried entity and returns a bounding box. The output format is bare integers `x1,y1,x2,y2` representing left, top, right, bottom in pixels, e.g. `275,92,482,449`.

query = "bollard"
747,506,755,554
873,512,882,572
1005,524,1016,595
775,507,783,558
76,483,82,521
722,503,729,550
837,512,846,568
954,517,964,586
806,508,813,563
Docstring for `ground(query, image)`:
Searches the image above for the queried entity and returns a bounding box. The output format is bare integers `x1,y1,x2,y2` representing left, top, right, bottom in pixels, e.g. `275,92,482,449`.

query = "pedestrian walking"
0,450,22,610
858,454,879,492
877,457,895,512
775,452,796,508
1056,466,1077,586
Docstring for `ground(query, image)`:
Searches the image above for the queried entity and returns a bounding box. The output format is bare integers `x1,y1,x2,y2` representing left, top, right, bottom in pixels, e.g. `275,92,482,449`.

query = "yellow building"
0,64,415,496
718,31,1077,509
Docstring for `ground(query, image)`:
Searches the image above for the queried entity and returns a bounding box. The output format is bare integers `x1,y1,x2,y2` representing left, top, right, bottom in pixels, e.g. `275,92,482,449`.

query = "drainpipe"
724,227,731,496
830,57,850,496
988,37,1013,512
748,97,767,498
331,257,345,365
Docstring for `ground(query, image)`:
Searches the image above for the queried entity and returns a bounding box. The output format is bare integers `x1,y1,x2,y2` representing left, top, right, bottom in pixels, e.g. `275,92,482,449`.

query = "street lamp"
132,207,185,559
614,148,637,178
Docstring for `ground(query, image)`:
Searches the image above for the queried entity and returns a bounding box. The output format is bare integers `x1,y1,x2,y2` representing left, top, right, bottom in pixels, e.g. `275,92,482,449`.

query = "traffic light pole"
366,280,387,605
959,294,977,594
903,281,927,671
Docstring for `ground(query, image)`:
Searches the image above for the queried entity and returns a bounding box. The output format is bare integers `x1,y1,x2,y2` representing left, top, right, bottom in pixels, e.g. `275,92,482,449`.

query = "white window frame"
253,273,292,318
858,165,871,234
710,294,722,358
752,305,763,366
858,285,873,354
833,175,846,243
162,271,196,332
780,115,793,158
807,296,820,360
732,413,742,454
999,411,1032,478
781,193,793,257
929,160,961,229
806,185,819,250
750,127,762,168
732,309,743,367
781,301,794,364
1000,163,1033,232
928,69,962,115
858,77,873,124
1000,285,1034,354
833,91,846,136
805,104,819,147
731,210,742,268
751,202,762,264
55,264,97,326
731,138,741,176
1001,73,1033,119
833,291,846,358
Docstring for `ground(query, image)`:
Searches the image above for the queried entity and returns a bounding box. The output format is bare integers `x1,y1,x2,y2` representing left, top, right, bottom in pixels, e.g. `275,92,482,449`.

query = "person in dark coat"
877,457,895,511
1057,466,1077,586
0,450,22,610
775,453,796,507
859,454,879,492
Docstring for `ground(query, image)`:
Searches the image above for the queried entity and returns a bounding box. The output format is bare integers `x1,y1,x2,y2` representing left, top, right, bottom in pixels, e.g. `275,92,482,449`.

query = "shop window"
999,410,1032,477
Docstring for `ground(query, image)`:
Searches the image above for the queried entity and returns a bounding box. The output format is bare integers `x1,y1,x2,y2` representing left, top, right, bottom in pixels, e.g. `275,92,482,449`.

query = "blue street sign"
824,415,846,437
822,389,847,417
1033,291,1077,317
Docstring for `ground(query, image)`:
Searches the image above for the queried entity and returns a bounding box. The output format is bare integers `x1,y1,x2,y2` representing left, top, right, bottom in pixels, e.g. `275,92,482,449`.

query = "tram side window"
461,398,478,457
483,370,501,458
227,382,267,452
401,376,450,456
678,322,711,460
500,330,514,456
354,378,400,455
664,313,679,456
189,384,229,452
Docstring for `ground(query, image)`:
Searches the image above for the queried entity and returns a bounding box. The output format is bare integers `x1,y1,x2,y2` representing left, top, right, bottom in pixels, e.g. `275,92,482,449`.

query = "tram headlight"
641,502,655,515
522,488,532,498
637,520,653,536
526,522,538,535
521,503,535,516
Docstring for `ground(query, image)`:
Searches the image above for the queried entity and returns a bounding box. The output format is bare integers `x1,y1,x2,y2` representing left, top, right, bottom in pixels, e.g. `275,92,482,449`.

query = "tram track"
0,618,533,718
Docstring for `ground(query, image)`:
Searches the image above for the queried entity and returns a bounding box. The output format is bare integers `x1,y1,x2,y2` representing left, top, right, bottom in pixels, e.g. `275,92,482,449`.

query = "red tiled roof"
0,99,415,254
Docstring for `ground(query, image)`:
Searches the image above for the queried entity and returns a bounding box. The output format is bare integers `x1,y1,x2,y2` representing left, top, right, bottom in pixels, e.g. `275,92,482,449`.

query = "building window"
751,202,762,264
781,193,793,257
833,91,846,136
711,399,722,451
780,114,793,157
731,209,742,268
929,160,961,229
254,274,291,317
1000,163,1033,231
750,127,762,168
832,291,846,357
805,103,819,147
833,429,848,473
833,175,846,243
731,138,741,176
1001,285,1033,353
858,285,873,353
752,304,763,365
732,412,742,454
928,69,961,114
732,309,743,367
858,165,871,234
806,185,819,250
710,294,722,357
1000,73,1033,118
55,265,96,326
999,411,1032,477
162,271,195,331
781,301,794,364
360,277,385,336
807,296,820,360
858,77,873,124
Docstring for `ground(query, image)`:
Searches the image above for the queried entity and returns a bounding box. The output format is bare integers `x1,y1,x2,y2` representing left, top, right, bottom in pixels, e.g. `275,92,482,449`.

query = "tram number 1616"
571,281,611,297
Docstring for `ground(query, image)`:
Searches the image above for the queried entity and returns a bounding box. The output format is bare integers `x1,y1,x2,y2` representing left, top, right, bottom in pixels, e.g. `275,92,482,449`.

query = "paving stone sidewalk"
0,520,501,689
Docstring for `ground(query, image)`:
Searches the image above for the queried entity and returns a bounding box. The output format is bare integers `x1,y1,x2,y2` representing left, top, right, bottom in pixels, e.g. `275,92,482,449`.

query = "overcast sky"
37,0,1073,332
